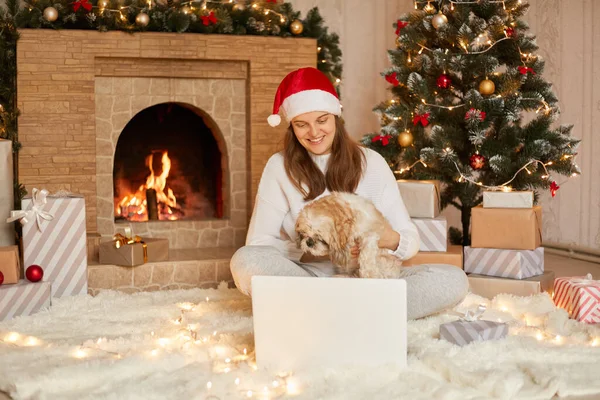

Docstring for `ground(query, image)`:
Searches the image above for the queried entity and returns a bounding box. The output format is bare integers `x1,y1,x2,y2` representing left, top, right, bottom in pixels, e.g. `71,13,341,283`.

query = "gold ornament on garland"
431,12,448,30
43,6,58,22
398,130,414,147
232,3,245,11
479,78,495,95
135,12,149,27
290,19,304,35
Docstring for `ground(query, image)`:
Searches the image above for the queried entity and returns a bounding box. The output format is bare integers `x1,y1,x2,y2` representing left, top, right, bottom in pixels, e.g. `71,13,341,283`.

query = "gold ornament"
232,3,245,11
479,79,495,95
398,130,414,147
43,6,58,22
290,19,304,35
135,12,150,27
431,12,448,30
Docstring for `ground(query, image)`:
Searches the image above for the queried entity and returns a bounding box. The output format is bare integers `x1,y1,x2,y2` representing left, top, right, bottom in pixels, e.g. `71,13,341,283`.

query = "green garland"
0,0,342,205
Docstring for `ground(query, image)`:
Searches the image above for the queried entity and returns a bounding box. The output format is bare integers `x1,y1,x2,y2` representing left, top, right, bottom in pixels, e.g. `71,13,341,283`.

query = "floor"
1,252,598,400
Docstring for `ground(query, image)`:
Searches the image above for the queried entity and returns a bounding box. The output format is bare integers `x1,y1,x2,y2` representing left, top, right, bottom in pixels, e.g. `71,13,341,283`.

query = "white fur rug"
1,284,599,400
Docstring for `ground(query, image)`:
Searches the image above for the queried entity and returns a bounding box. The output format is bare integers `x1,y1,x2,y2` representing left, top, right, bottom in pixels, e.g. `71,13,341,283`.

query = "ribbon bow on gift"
113,233,148,263
570,273,595,285
6,188,55,231
461,304,487,322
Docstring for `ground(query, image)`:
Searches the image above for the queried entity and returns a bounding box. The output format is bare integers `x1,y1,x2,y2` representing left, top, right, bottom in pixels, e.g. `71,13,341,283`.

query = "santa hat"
267,67,342,127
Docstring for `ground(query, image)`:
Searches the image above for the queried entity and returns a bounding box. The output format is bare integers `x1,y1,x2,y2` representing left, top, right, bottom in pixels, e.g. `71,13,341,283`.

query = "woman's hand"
378,225,401,251
350,243,360,259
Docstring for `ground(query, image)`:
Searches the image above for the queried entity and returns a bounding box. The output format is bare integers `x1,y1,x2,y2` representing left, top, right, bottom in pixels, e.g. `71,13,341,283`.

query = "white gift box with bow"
439,305,509,346
7,188,88,298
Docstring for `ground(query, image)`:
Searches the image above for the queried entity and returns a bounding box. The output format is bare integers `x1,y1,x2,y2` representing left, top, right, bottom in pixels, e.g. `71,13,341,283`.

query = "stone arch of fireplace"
113,102,229,223
95,76,248,249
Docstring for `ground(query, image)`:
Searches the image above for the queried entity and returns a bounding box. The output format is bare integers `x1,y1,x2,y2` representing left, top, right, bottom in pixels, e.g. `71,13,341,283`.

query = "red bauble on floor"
26,265,44,283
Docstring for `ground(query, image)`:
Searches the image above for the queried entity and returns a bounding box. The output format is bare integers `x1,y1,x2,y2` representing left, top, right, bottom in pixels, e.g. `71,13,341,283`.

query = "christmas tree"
363,0,580,245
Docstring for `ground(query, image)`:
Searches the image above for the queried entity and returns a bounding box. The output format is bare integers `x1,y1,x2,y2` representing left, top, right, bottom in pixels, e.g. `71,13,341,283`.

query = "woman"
231,67,468,319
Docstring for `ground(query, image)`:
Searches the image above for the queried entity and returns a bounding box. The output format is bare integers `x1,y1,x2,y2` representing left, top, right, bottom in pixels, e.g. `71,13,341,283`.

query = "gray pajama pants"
230,245,469,320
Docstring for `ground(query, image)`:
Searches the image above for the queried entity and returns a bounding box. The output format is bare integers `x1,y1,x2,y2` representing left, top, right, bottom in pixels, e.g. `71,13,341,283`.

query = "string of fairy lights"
382,0,580,192
0,296,300,399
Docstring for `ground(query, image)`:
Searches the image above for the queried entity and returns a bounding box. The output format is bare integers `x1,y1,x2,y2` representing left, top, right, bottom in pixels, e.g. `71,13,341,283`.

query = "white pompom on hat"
267,67,342,127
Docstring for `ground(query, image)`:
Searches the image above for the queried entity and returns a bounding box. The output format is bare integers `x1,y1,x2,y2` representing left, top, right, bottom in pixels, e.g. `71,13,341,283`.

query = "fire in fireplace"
113,103,224,222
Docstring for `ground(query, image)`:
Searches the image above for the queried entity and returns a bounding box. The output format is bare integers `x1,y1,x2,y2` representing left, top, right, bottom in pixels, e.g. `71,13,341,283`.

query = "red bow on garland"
412,112,430,127
385,72,399,86
518,66,536,75
372,134,392,146
550,181,560,197
201,11,217,26
266,0,277,2
73,0,92,12
395,20,409,35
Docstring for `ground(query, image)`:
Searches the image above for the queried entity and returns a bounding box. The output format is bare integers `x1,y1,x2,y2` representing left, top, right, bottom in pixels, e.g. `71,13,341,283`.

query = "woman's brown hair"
283,116,365,200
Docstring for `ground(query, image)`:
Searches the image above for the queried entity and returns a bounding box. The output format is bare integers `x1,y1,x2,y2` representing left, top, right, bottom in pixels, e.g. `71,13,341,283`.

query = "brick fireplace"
16,30,316,293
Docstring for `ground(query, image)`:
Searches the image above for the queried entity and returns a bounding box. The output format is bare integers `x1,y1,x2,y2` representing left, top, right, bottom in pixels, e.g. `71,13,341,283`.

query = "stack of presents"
397,179,600,326
0,137,168,322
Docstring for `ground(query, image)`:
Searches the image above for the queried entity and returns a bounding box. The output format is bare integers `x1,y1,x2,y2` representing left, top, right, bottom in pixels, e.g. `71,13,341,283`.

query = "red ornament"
385,72,399,87
266,0,277,2
505,27,515,37
436,74,451,89
201,11,217,26
470,153,486,170
550,181,560,197
0,271,4,285
465,108,486,122
26,265,44,283
73,0,92,12
518,66,536,75
395,20,409,35
412,112,430,127
371,134,392,146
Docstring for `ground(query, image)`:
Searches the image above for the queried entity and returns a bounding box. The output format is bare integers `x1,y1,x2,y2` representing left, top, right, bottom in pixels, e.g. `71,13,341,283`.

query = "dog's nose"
306,238,315,247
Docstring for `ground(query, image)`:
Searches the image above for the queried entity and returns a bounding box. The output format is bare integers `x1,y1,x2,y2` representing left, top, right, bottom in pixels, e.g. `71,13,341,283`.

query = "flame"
116,150,180,221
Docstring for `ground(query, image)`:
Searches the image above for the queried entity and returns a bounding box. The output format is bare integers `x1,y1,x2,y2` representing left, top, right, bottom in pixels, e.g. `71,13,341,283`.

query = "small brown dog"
295,192,403,278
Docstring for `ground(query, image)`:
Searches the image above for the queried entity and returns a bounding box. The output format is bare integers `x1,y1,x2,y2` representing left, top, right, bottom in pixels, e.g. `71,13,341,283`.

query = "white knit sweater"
246,147,420,265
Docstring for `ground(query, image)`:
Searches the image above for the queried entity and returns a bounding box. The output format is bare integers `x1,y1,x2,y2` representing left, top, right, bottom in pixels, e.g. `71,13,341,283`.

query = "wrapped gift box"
553,274,600,324
471,206,542,250
464,246,544,279
402,245,463,269
412,216,447,252
0,280,52,321
0,138,14,247
19,190,88,298
483,191,534,208
99,237,169,267
440,319,508,346
468,271,555,299
397,180,441,218
0,245,20,284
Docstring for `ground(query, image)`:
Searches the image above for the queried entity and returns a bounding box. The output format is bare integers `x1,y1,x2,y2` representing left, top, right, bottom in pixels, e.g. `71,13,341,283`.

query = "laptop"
251,276,407,371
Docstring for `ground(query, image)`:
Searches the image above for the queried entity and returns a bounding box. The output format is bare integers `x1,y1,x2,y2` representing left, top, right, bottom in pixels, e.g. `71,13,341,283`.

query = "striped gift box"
0,280,51,321
22,194,88,298
439,319,508,346
553,274,600,324
463,246,544,279
412,216,447,252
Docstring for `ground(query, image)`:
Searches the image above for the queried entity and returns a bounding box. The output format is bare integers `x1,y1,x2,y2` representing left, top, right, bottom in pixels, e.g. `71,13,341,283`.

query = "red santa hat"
267,67,342,127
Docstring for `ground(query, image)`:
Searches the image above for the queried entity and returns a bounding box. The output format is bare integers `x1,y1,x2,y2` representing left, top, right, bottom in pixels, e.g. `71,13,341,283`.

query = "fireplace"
113,102,224,222
92,75,249,249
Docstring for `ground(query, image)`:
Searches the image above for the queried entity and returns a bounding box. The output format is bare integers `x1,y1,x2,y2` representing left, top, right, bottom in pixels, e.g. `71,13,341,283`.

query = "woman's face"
291,112,336,155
